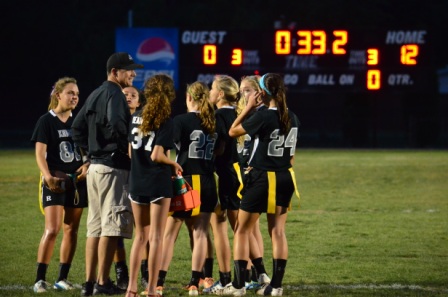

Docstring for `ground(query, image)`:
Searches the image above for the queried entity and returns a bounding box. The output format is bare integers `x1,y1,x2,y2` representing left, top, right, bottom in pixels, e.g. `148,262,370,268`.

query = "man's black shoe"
115,264,129,290
93,279,125,295
81,281,95,296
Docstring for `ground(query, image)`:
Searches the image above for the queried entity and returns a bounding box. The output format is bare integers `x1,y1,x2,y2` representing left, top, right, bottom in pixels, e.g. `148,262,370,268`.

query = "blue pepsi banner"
115,28,179,89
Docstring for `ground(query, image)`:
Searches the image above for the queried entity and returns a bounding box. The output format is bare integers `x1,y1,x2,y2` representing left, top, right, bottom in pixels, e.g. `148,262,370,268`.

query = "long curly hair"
48,77,77,111
140,74,176,134
187,81,215,136
261,73,291,134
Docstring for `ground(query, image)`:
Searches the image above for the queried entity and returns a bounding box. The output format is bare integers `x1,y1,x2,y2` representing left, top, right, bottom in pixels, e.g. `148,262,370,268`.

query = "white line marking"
286,284,448,293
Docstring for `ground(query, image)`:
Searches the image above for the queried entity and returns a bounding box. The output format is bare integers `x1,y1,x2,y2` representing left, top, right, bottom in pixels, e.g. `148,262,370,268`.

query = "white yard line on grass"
287,283,448,293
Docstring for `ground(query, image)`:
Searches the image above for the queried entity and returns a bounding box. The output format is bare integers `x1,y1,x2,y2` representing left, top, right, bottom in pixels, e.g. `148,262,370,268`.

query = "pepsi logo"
137,37,175,64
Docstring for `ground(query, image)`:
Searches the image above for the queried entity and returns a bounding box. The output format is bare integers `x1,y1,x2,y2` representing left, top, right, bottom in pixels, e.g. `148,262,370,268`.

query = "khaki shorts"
86,164,133,238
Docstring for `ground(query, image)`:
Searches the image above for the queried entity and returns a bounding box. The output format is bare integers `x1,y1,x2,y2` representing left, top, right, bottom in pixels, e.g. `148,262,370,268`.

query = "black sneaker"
81,281,95,296
93,279,125,295
115,264,129,290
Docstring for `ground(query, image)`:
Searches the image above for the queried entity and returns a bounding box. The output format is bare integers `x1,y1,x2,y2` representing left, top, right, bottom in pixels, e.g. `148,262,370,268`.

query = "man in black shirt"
72,52,143,296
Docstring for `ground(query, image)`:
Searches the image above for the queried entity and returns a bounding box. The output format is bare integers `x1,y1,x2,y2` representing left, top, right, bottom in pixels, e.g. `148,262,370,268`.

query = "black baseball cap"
106,52,144,72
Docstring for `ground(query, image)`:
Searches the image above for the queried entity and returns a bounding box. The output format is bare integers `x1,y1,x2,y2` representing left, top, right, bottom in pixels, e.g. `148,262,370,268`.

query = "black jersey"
237,105,267,168
173,112,217,175
243,108,300,171
128,110,174,196
31,110,82,173
214,106,241,209
214,106,238,175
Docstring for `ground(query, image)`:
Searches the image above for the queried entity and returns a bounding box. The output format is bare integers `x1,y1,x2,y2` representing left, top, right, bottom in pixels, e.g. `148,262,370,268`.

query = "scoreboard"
178,29,431,93
116,27,442,147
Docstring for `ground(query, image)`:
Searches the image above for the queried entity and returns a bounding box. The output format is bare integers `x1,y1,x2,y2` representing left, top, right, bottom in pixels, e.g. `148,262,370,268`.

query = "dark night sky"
1,0,447,148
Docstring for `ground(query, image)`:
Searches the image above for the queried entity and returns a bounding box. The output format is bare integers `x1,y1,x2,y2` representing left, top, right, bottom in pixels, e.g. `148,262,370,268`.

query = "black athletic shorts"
240,168,294,213
40,178,88,209
172,174,218,218
216,167,241,211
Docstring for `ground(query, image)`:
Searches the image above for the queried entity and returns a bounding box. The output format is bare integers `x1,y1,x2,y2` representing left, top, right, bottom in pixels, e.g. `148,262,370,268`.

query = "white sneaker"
245,280,261,290
258,273,271,285
203,280,224,294
53,279,75,290
188,285,199,296
218,283,246,296
256,284,283,296
33,280,51,293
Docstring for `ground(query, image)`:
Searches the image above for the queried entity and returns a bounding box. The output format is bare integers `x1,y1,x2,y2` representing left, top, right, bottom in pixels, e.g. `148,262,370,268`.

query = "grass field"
0,149,447,296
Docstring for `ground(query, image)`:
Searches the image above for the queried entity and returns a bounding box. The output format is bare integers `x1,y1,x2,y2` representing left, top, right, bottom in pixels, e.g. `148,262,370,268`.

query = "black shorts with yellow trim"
216,166,241,211
39,177,88,212
172,174,218,218
240,168,294,214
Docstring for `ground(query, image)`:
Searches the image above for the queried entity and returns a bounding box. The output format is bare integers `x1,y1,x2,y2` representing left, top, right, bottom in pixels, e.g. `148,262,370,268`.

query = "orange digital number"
400,44,418,65
367,70,381,90
296,30,348,55
297,30,312,54
297,30,326,54
231,49,242,65
275,30,291,55
333,30,348,54
367,48,379,65
312,30,326,54
203,44,217,65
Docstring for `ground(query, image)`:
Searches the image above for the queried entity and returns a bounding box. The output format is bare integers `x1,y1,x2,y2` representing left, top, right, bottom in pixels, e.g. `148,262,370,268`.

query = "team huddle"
31,52,300,297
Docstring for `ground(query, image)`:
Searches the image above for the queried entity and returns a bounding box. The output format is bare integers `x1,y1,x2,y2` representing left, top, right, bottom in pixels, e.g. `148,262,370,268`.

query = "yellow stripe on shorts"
233,162,244,199
38,173,45,215
191,175,201,216
267,171,276,214
213,172,223,215
267,169,300,213
289,167,301,209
